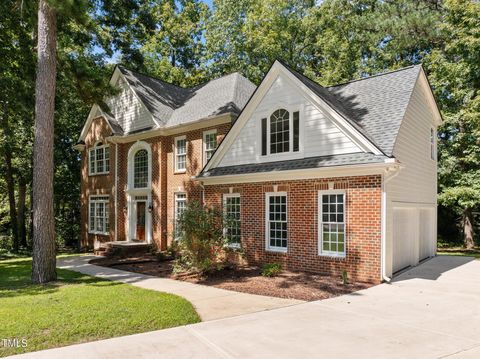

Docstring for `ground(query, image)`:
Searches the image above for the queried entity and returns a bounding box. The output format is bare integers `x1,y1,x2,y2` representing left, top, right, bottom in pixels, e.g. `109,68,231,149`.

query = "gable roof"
200,61,437,179
326,65,422,156
117,67,256,130
281,62,423,156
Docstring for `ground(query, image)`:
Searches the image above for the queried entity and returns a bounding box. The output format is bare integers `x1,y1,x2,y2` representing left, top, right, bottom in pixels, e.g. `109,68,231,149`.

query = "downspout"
381,165,401,283
115,143,118,242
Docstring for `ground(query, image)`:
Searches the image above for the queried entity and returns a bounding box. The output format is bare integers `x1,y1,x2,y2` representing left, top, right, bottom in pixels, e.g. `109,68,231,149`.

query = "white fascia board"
279,69,383,155
204,66,281,171
197,161,399,186
418,68,443,126
106,113,233,144
204,61,383,172
113,68,161,128
78,104,113,142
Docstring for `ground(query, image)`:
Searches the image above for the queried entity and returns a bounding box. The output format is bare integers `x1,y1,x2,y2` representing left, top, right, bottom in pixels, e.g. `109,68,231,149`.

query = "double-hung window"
203,129,217,165
174,136,187,172
223,193,241,247
174,193,187,238
89,196,109,235
319,191,346,257
265,192,288,252
89,143,110,175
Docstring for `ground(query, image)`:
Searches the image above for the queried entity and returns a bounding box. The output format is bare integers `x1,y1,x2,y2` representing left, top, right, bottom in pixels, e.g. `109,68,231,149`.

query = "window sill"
88,232,110,236
266,247,288,254
318,252,346,259
88,172,110,177
174,170,186,174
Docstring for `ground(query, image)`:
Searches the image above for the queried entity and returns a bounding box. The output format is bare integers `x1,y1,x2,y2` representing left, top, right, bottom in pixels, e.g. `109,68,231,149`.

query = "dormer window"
89,142,110,175
262,109,300,156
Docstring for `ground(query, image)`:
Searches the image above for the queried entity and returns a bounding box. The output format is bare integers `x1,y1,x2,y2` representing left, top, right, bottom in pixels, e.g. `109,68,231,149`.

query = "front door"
135,201,146,241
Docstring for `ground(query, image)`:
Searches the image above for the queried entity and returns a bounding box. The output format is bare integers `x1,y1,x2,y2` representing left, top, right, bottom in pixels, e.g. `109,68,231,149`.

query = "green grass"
0,258,200,357
437,246,480,260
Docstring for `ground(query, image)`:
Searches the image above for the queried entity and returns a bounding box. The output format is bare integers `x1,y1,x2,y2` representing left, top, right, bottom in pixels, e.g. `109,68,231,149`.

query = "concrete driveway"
13,255,480,359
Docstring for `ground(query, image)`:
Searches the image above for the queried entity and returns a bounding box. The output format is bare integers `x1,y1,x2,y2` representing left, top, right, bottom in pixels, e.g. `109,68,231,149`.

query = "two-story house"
76,60,441,283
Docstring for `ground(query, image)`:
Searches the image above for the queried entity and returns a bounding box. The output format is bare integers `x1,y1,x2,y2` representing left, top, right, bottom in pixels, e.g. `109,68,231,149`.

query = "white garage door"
419,208,436,261
393,206,436,274
393,208,417,273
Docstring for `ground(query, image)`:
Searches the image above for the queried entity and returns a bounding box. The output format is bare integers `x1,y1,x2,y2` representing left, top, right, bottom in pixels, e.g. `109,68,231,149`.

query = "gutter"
381,164,402,283
195,160,399,185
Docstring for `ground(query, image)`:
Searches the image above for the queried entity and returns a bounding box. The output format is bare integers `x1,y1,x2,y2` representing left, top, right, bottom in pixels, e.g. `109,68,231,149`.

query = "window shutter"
293,111,299,152
261,117,267,156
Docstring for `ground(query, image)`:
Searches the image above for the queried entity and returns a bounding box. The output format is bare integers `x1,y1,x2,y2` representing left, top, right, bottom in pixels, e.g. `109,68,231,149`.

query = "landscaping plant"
261,263,282,277
174,201,230,274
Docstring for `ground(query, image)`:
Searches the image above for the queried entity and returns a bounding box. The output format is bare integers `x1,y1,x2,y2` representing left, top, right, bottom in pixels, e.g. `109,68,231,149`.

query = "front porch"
94,241,152,257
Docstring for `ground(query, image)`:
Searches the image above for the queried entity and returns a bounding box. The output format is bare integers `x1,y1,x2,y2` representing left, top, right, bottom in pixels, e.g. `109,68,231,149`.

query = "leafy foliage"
261,263,282,277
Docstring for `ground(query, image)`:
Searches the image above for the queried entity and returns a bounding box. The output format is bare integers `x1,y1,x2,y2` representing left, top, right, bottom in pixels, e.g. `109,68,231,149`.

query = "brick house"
75,60,441,283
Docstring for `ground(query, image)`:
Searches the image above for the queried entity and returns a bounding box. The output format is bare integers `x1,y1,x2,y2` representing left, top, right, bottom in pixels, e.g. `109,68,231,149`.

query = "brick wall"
204,175,382,283
80,117,116,248
80,117,230,250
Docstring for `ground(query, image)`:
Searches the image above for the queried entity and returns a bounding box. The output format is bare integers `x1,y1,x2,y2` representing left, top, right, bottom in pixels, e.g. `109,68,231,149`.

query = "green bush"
261,263,282,277
174,201,227,274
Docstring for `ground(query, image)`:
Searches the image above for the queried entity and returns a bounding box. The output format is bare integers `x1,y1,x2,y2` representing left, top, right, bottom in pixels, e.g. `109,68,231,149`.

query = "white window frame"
318,190,346,258
203,129,218,166
127,141,152,191
174,192,187,238
223,193,241,248
88,195,110,235
430,127,436,161
174,135,187,173
265,192,288,253
88,143,110,176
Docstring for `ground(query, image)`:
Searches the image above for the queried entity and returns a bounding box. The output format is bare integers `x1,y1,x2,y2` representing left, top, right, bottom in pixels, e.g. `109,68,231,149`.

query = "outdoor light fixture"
148,204,153,213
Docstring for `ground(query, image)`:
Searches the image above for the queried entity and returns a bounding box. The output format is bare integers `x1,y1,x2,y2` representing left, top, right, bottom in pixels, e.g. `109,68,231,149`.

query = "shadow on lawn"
0,258,122,299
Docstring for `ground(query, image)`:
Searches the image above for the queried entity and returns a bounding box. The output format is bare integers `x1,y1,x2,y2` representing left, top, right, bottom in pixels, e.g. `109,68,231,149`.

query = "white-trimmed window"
174,192,187,237
133,149,148,188
265,192,288,252
319,191,346,257
88,143,110,175
89,196,109,235
223,193,241,247
261,109,300,156
430,127,436,160
174,136,187,172
203,129,217,165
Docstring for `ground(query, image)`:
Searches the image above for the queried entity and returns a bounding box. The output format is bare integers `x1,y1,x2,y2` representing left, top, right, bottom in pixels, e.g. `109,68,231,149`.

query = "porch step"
95,241,152,258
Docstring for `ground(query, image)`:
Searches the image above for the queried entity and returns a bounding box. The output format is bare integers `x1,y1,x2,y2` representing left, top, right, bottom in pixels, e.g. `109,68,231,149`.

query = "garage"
392,206,436,274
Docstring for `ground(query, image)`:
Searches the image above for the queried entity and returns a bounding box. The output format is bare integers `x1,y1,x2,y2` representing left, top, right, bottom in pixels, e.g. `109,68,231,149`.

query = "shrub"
174,201,227,274
341,269,349,285
261,263,282,277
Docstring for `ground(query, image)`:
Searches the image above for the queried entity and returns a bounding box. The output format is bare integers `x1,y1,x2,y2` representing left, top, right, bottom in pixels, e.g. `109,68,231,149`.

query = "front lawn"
437,246,480,260
0,258,200,357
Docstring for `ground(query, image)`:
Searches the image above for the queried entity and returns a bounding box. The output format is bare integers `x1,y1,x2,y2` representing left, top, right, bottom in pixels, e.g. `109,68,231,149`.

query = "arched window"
270,109,290,154
133,149,148,188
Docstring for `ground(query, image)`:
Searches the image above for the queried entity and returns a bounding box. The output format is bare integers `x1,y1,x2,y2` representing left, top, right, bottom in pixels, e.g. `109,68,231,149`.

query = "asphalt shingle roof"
283,62,421,156
198,153,389,178
118,67,256,129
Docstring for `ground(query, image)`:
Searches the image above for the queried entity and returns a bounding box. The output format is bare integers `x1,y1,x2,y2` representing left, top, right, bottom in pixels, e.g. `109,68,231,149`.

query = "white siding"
385,79,438,276
387,82,437,204
105,78,156,134
219,74,361,167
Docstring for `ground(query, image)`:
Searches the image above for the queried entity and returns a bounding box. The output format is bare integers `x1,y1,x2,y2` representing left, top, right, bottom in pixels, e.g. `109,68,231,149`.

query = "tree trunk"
18,177,27,248
32,0,57,284
463,208,475,250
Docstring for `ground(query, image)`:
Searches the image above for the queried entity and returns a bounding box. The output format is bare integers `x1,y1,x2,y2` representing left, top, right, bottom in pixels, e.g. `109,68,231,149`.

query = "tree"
426,0,480,248
32,0,58,283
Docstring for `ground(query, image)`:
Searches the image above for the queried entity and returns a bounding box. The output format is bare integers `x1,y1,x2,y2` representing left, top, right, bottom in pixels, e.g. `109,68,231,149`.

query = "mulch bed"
90,257,373,301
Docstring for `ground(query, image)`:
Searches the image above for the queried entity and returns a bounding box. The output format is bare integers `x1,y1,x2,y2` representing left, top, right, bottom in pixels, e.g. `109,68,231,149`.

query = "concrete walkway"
14,255,480,359
56,255,302,321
